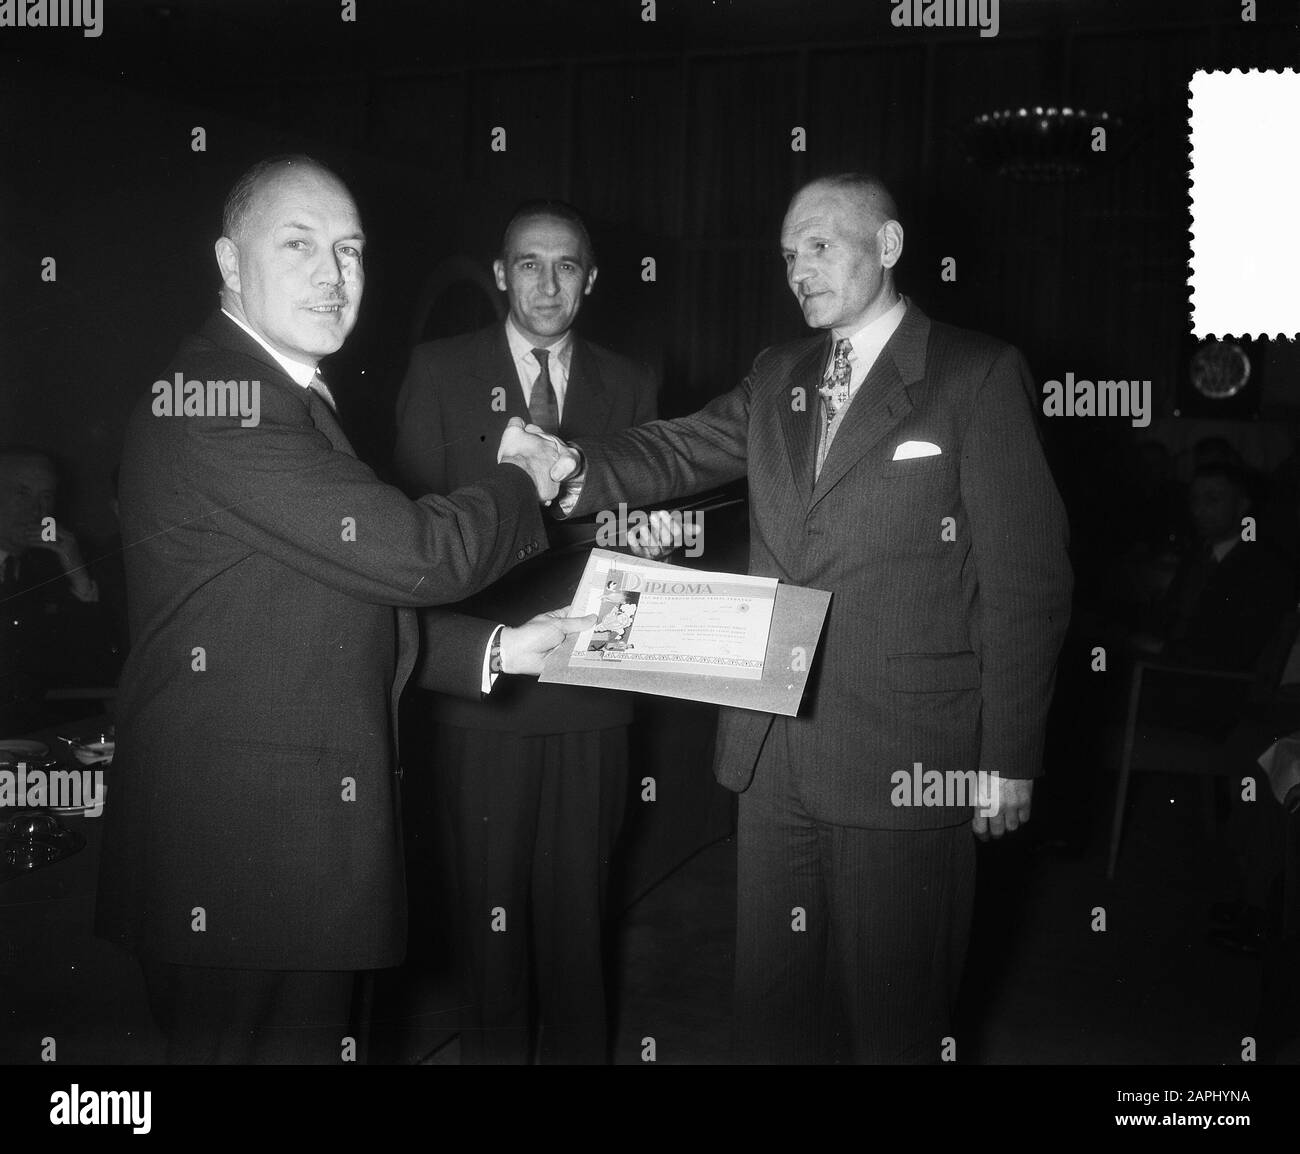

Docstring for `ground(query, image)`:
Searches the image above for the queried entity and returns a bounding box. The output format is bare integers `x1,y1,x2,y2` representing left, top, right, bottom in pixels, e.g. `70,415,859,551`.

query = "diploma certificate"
540,549,830,716
568,554,777,680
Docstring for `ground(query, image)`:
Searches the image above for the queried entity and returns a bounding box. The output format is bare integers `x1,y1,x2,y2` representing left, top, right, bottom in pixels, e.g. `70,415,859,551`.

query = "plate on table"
46,797,105,817
46,770,108,815
69,739,115,766
0,739,50,766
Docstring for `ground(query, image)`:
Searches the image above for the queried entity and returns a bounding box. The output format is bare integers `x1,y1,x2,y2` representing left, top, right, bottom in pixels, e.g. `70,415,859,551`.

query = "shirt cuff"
481,624,505,694
556,455,587,517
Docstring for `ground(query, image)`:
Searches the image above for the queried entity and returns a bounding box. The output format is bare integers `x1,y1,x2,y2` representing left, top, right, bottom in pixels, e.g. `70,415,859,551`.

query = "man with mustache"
95,155,584,1063
553,173,1072,1062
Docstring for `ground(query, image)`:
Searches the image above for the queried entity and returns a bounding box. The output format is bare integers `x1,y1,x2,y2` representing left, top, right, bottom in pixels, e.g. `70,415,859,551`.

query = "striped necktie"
529,348,560,435
307,373,338,412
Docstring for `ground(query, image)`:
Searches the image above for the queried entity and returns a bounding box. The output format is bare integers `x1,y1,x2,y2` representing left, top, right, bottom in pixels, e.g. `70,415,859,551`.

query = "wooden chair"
1107,611,1300,880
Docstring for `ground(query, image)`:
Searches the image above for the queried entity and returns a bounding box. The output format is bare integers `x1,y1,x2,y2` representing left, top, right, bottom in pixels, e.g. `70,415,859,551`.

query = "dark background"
2,0,1297,549
3,0,1300,1072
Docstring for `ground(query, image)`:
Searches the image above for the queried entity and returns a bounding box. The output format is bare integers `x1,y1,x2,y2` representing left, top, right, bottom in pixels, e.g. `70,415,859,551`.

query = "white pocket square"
892,440,942,461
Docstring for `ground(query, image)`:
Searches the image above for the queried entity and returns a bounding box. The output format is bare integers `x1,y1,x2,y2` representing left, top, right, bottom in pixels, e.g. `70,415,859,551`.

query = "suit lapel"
780,337,829,498
202,311,360,456
473,325,611,435
561,337,611,435
809,304,930,511
303,391,357,458
472,324,531,424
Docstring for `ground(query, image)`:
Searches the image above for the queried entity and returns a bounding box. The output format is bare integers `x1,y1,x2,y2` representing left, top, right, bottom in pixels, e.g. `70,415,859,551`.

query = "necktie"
818,338,853,422
815,338,853,478
307,373,338,412
529,348,560,435
304,374,356,458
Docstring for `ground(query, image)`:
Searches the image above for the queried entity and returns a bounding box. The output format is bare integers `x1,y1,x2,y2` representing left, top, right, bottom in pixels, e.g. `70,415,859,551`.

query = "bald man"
95,155,586,1063
557,173,1073,1062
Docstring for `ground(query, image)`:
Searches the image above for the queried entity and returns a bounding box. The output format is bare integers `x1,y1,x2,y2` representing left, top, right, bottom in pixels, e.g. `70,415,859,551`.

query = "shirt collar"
1211,537,1239,563
506,315,573,374
834,294,908,359
221,308,319,388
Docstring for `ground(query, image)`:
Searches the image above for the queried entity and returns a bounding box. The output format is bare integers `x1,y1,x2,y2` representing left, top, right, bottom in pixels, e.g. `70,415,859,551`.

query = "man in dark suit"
1141,463,1294,671
552,173,1073,1062
392,201,657,1063
94,155,586,1063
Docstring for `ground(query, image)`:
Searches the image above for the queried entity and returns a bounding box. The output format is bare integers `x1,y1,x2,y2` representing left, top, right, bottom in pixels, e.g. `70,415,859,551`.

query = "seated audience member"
1135,463,1294,671
1208,627,1300,953
1258,446,1300,576
0,448,119,735
1133,440,1188,551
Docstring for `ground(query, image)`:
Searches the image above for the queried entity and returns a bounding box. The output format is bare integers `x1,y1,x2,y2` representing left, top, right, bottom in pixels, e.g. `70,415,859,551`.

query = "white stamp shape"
1190,70,1300,340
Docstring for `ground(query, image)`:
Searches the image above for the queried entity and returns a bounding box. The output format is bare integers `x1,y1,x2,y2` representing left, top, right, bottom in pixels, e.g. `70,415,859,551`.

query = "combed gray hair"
794,172,901,229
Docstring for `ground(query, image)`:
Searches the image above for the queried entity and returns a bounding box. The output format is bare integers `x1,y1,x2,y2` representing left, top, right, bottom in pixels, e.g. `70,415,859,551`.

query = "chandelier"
963,106,1122,183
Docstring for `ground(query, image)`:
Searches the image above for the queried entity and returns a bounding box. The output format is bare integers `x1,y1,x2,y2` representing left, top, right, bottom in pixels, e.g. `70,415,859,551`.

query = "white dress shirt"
221,308,338,408
829,294,909,403
1211,537,1240,564
505,315,573,422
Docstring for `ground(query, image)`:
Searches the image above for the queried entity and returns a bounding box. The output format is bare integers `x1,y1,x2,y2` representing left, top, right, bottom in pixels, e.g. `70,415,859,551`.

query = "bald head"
214,155,365,366
791,174,900,236
221,155,347,246
781,173,904,335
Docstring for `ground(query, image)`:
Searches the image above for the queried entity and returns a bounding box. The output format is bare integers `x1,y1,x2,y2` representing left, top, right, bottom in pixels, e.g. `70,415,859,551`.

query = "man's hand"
971,777,1033,841
628,509,686,560
521,422,583,486
23,520,96,599
499,608,597,675
498,417,567,504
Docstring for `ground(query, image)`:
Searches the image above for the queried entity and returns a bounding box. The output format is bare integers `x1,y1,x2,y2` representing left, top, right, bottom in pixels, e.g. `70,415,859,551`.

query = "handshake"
497,417,583,504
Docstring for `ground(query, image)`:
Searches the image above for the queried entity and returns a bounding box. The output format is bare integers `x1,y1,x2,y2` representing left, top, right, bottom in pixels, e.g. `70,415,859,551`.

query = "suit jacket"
566,303,1073,829
393,323,657,735
94,312,548,970
1157,539,1294,670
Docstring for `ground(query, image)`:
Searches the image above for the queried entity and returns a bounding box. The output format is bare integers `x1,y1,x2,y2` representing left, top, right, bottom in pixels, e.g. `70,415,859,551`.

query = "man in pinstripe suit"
554,173,1073,1062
